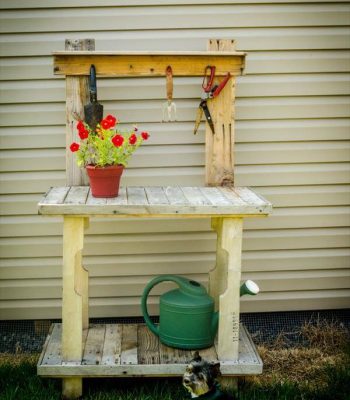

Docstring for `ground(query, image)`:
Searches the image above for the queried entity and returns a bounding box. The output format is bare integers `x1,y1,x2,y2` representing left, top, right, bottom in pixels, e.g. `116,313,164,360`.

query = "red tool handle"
211,72,231,98
202,66,216,93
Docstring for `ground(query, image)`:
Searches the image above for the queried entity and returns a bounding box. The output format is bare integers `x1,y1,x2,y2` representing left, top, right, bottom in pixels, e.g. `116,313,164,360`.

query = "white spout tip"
245,280,259,295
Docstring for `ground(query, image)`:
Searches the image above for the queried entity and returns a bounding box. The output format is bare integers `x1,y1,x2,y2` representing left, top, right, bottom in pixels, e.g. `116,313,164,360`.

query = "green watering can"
141,275,259,350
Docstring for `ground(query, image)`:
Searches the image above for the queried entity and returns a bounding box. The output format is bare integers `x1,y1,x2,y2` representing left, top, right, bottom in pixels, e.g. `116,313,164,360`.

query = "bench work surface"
38,186,272,216
38,323,262,377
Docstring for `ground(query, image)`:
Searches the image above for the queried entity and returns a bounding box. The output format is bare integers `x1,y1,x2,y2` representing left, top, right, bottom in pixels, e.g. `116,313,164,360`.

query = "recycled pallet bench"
37,38,272,399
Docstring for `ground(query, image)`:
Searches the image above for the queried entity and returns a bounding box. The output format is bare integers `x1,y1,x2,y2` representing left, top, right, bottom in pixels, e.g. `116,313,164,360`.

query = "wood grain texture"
206,39,236,186
38,186,272,216
65,39,94,187
217,218,243,361
53,51,246,77
61,215,85,399
37,323,262,376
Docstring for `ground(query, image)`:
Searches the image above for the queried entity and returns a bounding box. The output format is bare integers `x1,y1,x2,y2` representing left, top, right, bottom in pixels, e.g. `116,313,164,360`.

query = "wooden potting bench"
37,39,272,399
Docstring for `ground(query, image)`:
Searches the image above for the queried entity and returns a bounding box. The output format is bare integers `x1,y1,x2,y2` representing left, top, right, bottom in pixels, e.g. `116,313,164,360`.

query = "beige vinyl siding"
0,1,349,320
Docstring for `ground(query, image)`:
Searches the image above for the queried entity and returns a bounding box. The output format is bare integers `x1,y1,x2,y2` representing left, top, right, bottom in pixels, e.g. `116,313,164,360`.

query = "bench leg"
62,216,86,399
209,217,243,361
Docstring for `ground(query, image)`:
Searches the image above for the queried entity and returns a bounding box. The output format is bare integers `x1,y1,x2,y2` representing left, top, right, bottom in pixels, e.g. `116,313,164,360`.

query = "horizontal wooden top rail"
38,186,272,217
53,51,246,77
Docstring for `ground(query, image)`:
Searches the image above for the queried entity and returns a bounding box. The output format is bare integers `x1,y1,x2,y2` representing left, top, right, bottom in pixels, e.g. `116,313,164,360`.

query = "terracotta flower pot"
86,164,124,198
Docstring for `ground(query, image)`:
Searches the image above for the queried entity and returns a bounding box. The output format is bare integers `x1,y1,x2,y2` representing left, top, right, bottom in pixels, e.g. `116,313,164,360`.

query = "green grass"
0,355,349,400
1,320,349,400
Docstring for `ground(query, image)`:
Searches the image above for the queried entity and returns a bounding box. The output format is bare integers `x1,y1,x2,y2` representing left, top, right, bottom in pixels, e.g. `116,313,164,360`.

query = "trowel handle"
89,64,97,101
141,275,188,337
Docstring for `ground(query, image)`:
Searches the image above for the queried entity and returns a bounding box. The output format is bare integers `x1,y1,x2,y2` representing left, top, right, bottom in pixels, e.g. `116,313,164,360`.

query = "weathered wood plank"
53,52,246,77
181,187,212,205
205,39,236,186
163,186,189,205
159,342,188,364
127,187,148,205
64,186,89,205
41,323,62,365
101,324,122,366
121,324,138,365
234,187,270,207
218,187,247,206
65,39,94,188
41,187,70,205
38,186,272,216
82,324,106,365
144,187,169,205
86,191,106,205
138,324,160,365
199,187,232,206
38,324,262,377
106,187,127,205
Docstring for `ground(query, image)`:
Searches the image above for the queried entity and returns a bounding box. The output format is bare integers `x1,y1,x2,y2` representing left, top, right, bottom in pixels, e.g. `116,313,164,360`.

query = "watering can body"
141,275,218,349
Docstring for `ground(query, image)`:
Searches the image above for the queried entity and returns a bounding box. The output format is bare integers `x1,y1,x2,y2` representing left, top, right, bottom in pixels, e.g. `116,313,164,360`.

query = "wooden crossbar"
53,51,246,77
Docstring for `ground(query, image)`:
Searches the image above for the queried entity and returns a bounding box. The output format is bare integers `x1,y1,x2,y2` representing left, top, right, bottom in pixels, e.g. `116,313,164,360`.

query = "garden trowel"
84,64,103,131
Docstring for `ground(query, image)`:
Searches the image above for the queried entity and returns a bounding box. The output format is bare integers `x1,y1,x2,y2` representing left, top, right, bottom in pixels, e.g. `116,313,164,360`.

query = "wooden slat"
234,187,269,206
163,186,189,205
41,323,62,365
199,187,233,206
121,324,138,365
53,52,246,77
127,187,148,205
159,342,188,364
38,323,262,376
41,187,70,205
144,187,169,205
181,187,212,205
218,187,249,206
101,324,122,366
106,186,127,205
82,324,106,365
86,191,107,206
37,186,272,216
64,186,89,205
138,324,160,365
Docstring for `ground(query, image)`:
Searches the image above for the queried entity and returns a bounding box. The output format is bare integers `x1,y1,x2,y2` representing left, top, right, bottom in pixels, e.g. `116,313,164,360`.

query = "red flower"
101,119,111,130
141,131,150,140
78,129,89,140
70,142,80,152
129,134,137,145
112,134,124,147
77,120,86,133
106,114,117,127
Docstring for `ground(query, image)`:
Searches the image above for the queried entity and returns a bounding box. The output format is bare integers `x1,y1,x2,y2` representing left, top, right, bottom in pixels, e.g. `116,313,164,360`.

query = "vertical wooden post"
82,217,90,330
209,218,226,311
205,39,236,186
214,217,242,361
62,216,85,399
65,39,94,186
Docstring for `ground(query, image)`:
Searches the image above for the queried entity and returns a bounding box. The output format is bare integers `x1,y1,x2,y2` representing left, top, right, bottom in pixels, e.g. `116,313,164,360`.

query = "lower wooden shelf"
37,323,262,377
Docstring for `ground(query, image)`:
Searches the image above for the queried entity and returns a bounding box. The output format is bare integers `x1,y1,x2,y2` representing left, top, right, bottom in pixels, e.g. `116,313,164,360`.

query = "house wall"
0,0,349,319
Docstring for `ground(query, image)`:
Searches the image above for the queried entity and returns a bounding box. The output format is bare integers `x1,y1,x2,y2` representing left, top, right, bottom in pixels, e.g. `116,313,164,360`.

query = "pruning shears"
193,66,231,135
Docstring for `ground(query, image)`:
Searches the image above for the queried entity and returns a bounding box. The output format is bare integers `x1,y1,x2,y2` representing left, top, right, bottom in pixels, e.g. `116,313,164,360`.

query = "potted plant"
70,114,150,197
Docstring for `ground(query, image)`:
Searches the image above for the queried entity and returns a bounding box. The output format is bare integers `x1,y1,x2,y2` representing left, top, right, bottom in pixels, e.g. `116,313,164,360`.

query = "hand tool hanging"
162,66,177,122
193,66,231,135
84,64,103,131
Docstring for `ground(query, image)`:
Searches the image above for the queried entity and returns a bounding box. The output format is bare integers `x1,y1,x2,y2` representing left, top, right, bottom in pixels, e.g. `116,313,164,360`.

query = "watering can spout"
240,280,259,297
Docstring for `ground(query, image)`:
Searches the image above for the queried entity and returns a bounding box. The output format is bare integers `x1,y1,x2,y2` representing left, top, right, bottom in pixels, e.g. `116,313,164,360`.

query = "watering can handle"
141,275,189,337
